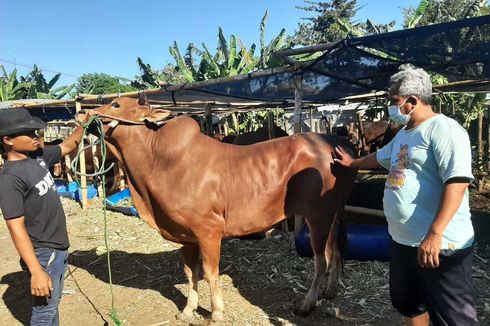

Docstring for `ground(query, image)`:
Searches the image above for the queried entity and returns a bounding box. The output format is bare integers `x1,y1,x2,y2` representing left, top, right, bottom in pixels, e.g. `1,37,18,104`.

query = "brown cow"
89,97,357,322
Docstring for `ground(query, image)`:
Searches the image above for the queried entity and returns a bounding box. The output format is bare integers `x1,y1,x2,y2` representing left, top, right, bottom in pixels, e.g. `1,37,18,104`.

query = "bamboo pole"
76,101,88,209
274,42,337,57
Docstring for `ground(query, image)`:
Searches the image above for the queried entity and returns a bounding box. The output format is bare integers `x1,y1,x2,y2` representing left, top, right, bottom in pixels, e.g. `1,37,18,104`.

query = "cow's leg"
324,215,341,299
176,244,200,323
199,237,224,322
296,217,330,316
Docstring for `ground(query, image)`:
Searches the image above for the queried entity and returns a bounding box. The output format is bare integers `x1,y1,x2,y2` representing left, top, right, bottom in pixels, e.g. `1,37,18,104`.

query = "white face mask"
388,99,415,125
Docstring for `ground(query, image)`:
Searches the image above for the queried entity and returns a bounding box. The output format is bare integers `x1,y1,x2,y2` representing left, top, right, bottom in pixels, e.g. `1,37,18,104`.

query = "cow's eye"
111,102,120,108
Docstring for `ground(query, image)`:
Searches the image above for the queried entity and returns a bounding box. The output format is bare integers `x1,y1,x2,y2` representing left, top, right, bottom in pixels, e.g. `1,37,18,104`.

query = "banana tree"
0,66,32,101
19,64,75,99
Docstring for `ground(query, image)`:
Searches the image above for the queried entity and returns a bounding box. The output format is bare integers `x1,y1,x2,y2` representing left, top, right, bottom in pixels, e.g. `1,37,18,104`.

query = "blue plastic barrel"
294,223,391,261
294,223,314,257
340,223,391,261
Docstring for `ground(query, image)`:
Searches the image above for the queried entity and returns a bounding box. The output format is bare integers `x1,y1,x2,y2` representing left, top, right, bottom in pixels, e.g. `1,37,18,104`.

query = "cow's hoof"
211,311,224,322
322,287,338,300
176,311,198,324
294,304,315,317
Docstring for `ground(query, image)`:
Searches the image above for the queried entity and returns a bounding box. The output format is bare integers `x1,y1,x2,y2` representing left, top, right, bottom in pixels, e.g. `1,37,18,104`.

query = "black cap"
0,109,47,137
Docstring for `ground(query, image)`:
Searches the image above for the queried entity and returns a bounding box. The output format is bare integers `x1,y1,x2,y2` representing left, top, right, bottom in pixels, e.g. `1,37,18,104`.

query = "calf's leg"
199,236,224,322
176,244,200,322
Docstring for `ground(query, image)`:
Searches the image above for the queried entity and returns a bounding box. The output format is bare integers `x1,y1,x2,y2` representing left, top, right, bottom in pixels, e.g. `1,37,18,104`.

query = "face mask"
388,99,415,125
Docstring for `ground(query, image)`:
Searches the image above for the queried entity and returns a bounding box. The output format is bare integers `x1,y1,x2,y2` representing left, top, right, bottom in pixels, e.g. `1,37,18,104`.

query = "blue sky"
1,0,420,86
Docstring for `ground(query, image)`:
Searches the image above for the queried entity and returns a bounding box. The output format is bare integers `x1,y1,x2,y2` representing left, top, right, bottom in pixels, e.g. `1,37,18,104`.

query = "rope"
72,115,121,326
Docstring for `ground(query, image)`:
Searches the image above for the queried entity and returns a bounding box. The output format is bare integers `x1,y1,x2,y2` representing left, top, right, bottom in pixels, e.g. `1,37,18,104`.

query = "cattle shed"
2,15,490,198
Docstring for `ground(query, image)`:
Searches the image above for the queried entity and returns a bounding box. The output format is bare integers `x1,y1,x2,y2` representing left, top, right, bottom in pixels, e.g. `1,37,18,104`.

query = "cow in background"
232,124,288,145
44,138,125,195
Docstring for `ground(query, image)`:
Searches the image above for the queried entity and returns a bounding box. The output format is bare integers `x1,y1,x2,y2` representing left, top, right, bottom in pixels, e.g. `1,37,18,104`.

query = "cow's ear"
143,109,171,124
137,93,148,106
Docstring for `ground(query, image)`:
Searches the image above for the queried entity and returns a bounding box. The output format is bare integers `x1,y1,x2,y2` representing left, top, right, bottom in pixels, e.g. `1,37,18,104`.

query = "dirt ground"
1,186,489,326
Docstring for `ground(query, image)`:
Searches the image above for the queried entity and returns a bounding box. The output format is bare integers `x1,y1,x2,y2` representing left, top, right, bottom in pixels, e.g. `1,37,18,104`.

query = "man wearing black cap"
0,108,85,326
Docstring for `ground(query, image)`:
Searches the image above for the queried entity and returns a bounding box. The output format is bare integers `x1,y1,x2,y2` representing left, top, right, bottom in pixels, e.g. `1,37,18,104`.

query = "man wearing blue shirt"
335,65,478,326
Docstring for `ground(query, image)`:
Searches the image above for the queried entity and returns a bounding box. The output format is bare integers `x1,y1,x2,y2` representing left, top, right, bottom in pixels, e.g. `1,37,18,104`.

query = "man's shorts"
389,240,479,326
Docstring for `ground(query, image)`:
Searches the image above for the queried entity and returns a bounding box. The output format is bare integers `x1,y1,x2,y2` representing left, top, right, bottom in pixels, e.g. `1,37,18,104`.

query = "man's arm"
58,126,84,157
334,147,380,170
417,178,470,269
58,112,90,157
6,217,52,297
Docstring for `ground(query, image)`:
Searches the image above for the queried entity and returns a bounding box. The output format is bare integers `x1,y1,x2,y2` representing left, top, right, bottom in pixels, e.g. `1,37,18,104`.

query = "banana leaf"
407,0,429,28
169,41,194,83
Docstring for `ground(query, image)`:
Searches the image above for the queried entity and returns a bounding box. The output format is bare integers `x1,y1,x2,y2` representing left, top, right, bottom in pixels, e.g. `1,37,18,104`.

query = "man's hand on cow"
417,231,442,269
333,146,353,168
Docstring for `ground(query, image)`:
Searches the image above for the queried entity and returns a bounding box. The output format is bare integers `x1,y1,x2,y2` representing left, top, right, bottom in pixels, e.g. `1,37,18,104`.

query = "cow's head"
90,95,171,129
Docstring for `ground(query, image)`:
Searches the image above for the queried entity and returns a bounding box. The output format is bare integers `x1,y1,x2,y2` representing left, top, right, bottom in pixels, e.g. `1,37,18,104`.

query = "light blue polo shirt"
376,114,474,249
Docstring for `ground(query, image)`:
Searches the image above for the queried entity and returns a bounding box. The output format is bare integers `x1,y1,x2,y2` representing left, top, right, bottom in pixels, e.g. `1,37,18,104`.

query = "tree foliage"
288,0,360,45
0,65,75,101
76,73,137,95
134,10,291,87
403,0,490,28
401,0,490,128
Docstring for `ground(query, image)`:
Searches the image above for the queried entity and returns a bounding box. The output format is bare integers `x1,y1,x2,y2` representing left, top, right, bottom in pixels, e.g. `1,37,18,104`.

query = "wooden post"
231,113,239,135
267,110,274,140
38,128,45,148
205,105,214,137
327,115,334,135
293,73,303,233
293,74,303,134
356,110,366,155
487,105,490,173
477,111,484,192
76,101,88,209
309,107,314,132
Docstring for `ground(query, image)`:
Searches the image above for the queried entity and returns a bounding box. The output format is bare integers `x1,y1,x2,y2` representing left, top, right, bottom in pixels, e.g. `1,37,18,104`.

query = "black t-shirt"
0,146,69,250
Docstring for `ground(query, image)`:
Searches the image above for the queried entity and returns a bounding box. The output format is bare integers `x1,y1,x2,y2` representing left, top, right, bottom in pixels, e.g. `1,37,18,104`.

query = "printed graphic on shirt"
37,157,47,169
35,171,56,196
386,144,409,190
